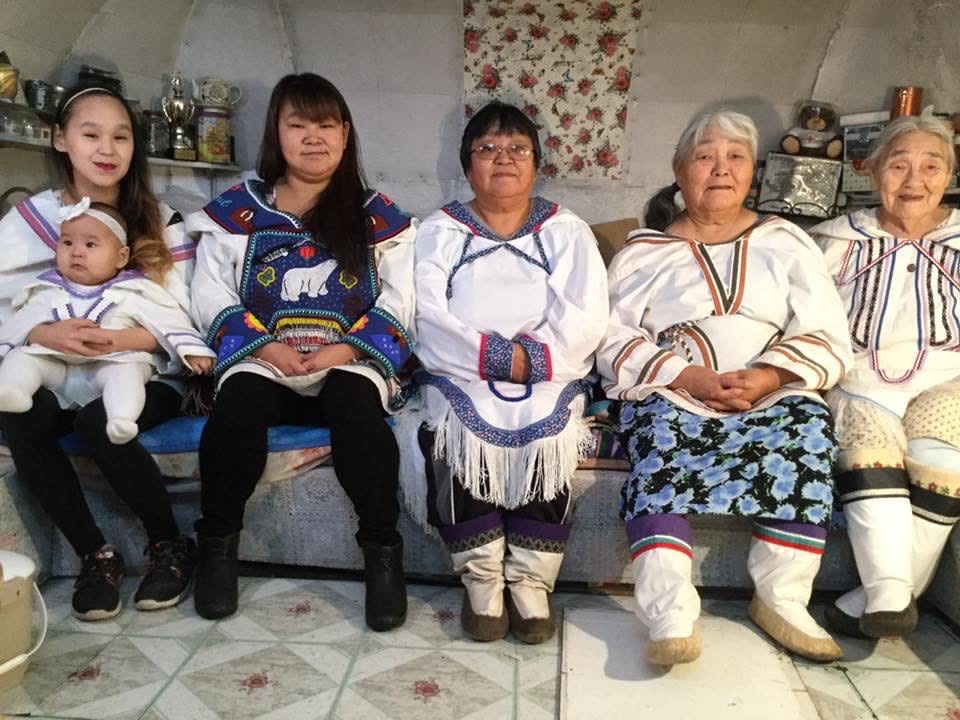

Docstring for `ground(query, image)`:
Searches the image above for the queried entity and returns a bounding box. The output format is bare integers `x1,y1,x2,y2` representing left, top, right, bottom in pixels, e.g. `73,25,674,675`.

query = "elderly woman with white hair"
597,110,854,665
811,115,960,640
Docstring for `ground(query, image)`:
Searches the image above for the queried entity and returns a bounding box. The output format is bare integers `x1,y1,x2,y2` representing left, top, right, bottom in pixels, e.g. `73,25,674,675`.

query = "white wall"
2,0,960,221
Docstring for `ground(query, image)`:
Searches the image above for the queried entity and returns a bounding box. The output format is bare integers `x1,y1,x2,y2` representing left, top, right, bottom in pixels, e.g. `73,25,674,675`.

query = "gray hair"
673,110,759,165
866,114,956,174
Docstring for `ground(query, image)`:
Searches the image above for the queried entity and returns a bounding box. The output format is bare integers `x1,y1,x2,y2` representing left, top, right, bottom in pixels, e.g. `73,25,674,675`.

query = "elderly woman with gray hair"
597,110,854,665
811,115,960,640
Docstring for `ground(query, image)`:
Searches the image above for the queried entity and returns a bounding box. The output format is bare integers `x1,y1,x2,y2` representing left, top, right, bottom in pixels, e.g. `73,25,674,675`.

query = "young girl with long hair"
0,84,201,620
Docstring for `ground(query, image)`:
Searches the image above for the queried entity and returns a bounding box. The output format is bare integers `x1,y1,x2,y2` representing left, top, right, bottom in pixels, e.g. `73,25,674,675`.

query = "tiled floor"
0,577,957,719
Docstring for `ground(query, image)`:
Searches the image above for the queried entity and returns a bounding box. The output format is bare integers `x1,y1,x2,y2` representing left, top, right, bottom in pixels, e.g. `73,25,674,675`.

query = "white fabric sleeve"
122,283,215,372
159,208,197,313
752,234,853,390
596,246,690,399
0,288,59,358
414,222,487,382
519,220,610,382
189,231,248,337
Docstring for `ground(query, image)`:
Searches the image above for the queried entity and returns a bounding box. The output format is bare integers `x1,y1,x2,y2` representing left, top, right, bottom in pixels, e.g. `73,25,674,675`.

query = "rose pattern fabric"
464,0,642,179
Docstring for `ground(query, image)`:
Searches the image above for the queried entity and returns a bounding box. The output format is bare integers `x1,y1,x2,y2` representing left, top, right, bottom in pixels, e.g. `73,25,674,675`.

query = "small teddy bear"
781,100,843,159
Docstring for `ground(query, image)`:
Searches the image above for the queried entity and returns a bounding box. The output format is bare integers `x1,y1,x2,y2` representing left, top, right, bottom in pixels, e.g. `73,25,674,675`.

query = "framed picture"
756,152,843,219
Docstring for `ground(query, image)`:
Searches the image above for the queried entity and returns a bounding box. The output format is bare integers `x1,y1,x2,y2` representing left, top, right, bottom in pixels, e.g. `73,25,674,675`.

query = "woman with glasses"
403,101,608,644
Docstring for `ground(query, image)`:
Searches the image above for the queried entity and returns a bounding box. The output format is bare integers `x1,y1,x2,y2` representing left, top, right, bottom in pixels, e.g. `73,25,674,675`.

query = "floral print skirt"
617,394,838,528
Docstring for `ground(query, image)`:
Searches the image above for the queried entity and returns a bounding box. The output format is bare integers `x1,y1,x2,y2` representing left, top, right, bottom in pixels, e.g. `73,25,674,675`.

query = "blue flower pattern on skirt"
618,395,838,527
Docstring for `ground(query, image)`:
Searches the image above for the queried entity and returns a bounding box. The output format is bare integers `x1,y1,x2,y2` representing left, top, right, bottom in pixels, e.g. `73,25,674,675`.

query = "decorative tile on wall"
464,0,643,179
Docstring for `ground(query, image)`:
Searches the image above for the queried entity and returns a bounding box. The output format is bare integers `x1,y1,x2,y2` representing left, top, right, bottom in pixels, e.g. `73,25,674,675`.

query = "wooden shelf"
1,137,240,173
0,133,51,151
147,157,240,173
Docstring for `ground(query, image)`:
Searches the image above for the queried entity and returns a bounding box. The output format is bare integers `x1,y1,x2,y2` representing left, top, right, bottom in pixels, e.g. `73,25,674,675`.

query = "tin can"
891,86,923,118
196,105,231,164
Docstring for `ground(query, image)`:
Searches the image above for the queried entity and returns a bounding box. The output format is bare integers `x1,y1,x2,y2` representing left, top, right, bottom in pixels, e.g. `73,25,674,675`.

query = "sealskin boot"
194,533,239,620
361,540,407,631
506,587,556,644
461,588,509,642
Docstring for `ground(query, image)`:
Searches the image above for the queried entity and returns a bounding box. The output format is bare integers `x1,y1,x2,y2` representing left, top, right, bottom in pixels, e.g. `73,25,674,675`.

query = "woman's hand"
252,341,309,376
186,355,215,375
301,343,363,373
717,366,800,408
668,365,751,412
510,343,531,384
27,319,119,357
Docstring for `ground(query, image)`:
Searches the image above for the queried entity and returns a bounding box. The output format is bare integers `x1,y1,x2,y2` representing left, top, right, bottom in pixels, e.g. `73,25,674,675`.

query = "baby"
0,198,214,443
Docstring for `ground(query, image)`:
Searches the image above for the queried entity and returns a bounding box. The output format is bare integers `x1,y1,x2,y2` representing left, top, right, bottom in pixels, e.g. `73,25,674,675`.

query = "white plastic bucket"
0,550,47,690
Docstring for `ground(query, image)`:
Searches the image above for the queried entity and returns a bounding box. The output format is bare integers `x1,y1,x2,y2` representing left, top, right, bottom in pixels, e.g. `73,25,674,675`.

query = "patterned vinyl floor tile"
9,578,960,720
0,631,188,719
148,633,352,719
335,645,516,720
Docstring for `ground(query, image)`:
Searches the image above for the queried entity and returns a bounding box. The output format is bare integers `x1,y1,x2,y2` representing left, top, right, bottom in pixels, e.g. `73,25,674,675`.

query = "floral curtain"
464,1,642,179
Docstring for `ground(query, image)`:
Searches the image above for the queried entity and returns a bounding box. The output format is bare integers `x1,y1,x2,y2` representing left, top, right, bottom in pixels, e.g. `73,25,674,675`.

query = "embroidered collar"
37,268,145,298
441,197,559,241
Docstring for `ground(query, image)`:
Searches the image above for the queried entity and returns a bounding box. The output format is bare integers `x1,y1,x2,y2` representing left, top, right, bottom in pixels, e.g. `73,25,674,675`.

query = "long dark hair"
644,182,682,231
53,84,171,282
258,73,369,274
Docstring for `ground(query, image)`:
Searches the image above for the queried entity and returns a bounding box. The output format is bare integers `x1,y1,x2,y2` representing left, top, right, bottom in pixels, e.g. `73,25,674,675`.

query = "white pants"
0,348,153,435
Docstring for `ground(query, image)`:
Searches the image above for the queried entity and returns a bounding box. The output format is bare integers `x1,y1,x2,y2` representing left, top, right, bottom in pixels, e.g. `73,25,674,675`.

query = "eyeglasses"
470,143,533,161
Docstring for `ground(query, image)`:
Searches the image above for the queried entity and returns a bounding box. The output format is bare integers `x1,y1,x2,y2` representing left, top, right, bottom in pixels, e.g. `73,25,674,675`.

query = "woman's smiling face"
873,130,952,226
53,95,134,195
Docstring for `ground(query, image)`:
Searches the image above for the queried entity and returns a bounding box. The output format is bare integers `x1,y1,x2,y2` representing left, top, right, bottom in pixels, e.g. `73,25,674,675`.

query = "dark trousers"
418,426,570,527
0,382,183,557
197,370,401,544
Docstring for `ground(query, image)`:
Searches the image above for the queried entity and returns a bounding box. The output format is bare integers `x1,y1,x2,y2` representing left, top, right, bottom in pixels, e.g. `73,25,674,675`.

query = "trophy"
161,73,196,161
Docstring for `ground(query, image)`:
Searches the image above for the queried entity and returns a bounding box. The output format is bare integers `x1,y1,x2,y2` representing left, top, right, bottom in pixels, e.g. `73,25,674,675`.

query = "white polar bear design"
280,259,339,301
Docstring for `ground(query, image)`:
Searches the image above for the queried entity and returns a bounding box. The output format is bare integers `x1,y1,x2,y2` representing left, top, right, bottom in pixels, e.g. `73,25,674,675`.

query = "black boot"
194,533,240,619
360,539,407,631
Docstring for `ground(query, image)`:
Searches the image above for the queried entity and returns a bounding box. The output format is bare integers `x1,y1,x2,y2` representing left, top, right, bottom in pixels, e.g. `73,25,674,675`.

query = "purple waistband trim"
625,513,693,546
436,510,503,544
504,515,572,543
753,518,827,541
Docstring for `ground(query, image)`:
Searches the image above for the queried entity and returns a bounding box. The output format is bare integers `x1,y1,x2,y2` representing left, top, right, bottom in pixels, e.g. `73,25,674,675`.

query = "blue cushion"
55,417,335,456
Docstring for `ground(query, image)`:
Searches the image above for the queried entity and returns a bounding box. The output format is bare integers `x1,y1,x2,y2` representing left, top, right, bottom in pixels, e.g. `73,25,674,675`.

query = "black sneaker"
73,545,125,621
134,536,198,611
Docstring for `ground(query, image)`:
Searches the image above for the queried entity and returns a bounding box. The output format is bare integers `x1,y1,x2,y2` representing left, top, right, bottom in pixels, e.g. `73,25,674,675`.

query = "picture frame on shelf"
756,152,843,219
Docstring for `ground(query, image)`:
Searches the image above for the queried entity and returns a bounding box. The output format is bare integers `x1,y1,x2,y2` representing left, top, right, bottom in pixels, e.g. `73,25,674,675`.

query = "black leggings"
197,370,400,544
0,382,183,557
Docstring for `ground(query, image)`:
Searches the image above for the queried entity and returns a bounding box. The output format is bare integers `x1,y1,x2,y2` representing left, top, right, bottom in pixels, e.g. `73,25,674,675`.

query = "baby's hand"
186,355,215,375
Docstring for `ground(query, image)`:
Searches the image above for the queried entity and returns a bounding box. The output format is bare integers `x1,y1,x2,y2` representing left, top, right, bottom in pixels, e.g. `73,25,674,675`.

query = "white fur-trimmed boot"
748,520,842,662
626,514,702,666
503,515,570,645
824,450,916,638
907,457,960,598
438,512,508,642
503,516,570,645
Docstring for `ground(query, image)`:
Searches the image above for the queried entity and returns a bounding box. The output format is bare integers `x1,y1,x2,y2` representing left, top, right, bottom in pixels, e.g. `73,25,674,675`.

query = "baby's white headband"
58,197,128,246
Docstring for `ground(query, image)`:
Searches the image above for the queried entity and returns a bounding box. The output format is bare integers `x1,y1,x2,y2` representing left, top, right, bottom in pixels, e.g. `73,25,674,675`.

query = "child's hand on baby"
28,318,115,356
186,356,215,375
